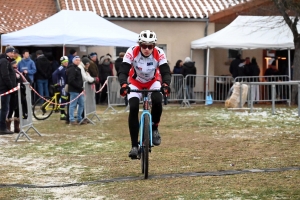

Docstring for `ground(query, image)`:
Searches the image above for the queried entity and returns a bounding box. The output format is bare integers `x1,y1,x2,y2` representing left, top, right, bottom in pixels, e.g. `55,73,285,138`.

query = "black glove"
120,84,129,97
161,83,171,95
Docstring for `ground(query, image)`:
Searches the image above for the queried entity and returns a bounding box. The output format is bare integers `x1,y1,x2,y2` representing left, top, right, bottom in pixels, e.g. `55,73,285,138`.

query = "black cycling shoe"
128,147,139,159
152,129,161,146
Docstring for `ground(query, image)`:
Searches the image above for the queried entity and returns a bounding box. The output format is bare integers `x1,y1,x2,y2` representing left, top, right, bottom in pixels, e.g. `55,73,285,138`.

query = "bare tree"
272,0,300,103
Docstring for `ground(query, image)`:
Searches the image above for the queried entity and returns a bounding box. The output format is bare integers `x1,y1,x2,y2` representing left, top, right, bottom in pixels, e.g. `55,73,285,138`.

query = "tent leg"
205,48,210,105
63,45,65,55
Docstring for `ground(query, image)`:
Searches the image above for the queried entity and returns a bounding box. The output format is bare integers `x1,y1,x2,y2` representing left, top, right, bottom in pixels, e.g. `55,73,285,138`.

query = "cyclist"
52,56,69,120
118,30,171,159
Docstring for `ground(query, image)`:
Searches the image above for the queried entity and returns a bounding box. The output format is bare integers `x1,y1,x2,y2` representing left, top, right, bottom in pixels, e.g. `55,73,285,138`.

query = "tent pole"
63,45,65,55
205,48,210,105
190,49,193,60
288,49,291,80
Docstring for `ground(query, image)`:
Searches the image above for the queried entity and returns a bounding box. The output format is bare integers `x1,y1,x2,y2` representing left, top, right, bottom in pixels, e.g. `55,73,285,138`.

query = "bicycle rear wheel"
141,114,150,179
32,97,54,120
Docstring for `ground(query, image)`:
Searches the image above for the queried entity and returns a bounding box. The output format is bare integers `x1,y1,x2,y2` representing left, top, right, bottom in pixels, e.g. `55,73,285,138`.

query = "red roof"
0,0,57,33
0,0,251,34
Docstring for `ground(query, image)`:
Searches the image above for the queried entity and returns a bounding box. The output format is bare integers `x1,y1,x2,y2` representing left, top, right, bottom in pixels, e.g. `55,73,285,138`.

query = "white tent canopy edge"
1,10,138,51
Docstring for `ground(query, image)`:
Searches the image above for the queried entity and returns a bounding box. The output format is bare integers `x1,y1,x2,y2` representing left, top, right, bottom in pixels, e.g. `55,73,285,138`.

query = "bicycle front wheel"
141,114,150,179
32,96,54,120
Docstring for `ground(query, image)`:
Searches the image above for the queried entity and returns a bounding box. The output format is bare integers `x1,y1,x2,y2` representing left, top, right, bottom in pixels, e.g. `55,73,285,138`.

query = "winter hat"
184,57,191,63
82,57,90,65
72,56,80,62
11,60,17,66
89,52,97,58
100,55,110,65
5,46,15,53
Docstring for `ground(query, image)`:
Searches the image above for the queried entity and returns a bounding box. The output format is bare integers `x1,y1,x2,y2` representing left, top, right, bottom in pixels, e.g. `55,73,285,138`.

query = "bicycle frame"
42,92,60,111
139,93,153,147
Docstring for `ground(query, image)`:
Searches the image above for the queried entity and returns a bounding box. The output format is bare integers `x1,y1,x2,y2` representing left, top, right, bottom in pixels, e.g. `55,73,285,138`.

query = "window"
157,44,167,56
115,47,129,58
228,49,241,59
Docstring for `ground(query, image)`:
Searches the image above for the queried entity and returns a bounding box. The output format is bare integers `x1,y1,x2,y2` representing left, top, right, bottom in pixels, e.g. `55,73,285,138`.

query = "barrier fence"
16,82,41,142
105,76,127,113
82,82,100,124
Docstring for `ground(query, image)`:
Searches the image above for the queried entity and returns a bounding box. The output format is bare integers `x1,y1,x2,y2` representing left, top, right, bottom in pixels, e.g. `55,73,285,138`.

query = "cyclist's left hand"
161,83,171,95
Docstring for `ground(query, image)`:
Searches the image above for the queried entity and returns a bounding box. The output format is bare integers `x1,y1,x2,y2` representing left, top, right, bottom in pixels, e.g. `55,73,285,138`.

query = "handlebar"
128,88,168,105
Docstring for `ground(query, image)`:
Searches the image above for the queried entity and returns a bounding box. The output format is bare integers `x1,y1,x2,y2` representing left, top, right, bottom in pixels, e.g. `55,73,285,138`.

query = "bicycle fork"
139,111,153,155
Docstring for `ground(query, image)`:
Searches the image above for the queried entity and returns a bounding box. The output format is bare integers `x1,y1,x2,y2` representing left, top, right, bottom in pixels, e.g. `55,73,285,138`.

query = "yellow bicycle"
32,85,65,120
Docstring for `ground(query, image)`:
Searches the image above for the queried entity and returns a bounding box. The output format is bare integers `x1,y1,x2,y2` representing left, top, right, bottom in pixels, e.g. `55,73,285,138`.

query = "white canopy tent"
1,10,138,51
190,16,299,103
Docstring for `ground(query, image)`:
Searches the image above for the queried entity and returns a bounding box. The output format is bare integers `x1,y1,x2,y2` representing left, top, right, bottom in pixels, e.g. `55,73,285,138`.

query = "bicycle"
127,88,168,179
32,85,64,120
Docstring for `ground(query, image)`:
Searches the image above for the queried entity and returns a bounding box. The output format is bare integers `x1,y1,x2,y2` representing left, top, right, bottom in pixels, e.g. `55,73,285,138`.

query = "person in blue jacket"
17,49,36,82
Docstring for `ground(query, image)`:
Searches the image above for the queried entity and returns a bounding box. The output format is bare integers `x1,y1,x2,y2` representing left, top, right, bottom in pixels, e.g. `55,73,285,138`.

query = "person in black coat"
182,57,197,102
172,60,184,100
66,56,85,125
35,50,52,97
99,55,113,104
0,47,16,134
115,52,125,74
229,54,243,80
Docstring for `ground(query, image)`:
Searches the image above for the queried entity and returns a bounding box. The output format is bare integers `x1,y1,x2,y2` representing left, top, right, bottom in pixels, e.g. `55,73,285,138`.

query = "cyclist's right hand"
120,84,129,97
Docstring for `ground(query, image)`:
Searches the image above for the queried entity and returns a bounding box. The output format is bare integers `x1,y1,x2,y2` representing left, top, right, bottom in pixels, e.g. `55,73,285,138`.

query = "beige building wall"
67,20,216,77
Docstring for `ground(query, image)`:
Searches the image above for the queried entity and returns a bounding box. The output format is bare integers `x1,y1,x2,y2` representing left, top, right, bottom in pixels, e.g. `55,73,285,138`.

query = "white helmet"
138,30,157,44
60,56,68,63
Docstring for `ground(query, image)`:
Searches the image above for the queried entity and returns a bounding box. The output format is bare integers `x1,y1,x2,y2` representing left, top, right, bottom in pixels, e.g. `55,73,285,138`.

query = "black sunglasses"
140,44,154,50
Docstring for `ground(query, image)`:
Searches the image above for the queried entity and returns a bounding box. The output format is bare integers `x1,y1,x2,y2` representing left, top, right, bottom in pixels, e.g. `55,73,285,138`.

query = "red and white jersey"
123,46,167,84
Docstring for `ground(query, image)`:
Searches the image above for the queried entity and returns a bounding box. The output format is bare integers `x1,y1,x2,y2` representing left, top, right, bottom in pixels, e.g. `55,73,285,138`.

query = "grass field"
0,104,299,199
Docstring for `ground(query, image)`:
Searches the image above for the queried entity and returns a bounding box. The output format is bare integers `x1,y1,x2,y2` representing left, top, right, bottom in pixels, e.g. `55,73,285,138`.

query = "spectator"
106,53,114,76
88,52,100,103
35,50,52,98
66,56,85,125
172,59,184,100
99,55,113,104
182,57,197,103
52,56,69,120
229,54,243,80
264,59,279,100
0,46,16,134
6,60,31,133
115,52,125,74
68,49,77,65
14,49,22,63
18,49,36,82
248,57,260,103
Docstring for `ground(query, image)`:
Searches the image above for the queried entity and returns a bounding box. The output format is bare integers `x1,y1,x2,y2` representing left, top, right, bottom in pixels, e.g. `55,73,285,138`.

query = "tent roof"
191,15,299,50
1,10,138,47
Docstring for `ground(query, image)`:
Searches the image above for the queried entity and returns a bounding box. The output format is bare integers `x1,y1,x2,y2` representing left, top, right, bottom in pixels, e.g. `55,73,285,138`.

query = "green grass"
0,104,299,199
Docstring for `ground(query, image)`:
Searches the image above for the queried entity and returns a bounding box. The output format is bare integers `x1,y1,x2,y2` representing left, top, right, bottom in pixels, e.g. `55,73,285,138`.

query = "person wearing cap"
99,55,113,104
52,56,69,120
0,46,17,134
18,49,36,83
6,60,31,133
66,56,85,125
68,49,77,65
35,50,52,98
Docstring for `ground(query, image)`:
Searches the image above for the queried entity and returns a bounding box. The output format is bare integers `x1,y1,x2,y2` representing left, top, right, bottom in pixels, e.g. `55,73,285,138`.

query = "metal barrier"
248,81,300,116
82,82,100,124
16,82,41,142
234,76,290,104
105,76,127,113
184,75,234,104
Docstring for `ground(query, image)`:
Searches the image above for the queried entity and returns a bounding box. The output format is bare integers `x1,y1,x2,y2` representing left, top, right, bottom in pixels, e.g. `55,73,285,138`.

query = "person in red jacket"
118,30,171,159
